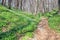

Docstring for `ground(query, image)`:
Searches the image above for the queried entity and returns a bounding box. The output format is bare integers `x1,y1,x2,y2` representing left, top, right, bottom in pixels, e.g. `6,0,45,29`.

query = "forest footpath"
19,17,60,40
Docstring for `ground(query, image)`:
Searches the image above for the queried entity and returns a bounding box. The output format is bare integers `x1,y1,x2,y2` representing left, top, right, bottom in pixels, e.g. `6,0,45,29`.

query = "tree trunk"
16,0,19,9
2,0,6,6
8,0,12,9
58,0,60,11
2,0,4,5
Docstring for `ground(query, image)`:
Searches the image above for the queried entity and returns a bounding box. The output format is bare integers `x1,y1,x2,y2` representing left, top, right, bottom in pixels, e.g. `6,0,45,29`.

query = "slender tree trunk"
8,0,12,9
16,0,19,9
2,0,6,6
20,0,22,10
2,0,4,5
58,0,60,11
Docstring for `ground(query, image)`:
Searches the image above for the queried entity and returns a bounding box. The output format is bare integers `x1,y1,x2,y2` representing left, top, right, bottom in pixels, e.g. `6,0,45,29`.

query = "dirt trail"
19,17,60,40
28,17,60,40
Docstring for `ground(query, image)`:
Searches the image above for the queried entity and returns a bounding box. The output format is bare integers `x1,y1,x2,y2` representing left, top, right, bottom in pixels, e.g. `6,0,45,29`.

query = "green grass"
0,5,40,40
44,10,60,32
48,14,60,32
0,5,60,40
22,32,33,40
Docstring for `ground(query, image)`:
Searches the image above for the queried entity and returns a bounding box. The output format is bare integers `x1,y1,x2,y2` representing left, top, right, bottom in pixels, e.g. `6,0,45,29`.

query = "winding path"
28,17,60,40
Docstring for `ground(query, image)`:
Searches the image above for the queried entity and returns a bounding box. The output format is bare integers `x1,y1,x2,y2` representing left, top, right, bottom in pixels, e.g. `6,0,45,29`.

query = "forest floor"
19,17,60,40
31,17,60,40
0,5,60,40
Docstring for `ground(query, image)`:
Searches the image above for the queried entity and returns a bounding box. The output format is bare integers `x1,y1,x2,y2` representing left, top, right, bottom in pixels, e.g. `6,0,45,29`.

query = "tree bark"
2,0,4,5
8,0,12,9
2,0,6,6
58,0,60,11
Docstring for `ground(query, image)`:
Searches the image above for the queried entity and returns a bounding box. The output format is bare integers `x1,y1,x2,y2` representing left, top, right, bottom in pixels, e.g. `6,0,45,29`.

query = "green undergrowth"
0,5,40,40
48,14,60,32
44,9,60,33
0,5,60,40
11,8,41,22
22,32,33,40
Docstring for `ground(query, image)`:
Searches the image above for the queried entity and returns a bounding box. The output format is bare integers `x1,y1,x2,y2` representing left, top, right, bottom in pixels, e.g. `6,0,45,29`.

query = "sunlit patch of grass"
48,14,60,32
22,32,33,40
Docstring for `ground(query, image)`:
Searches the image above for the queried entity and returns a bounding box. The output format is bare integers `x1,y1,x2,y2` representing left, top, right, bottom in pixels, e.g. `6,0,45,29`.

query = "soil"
19,17,60,40
31,17,60,40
